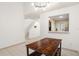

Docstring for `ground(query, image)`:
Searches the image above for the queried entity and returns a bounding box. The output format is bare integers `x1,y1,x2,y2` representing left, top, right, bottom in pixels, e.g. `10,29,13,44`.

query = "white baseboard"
62,48,79,54
0,40,25,50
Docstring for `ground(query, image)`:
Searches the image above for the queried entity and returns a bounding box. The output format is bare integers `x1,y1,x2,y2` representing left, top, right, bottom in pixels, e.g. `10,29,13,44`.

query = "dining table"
26,37,62,56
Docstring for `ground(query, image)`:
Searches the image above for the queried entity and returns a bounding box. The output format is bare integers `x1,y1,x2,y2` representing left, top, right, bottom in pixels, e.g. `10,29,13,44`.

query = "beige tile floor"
0,42,79,56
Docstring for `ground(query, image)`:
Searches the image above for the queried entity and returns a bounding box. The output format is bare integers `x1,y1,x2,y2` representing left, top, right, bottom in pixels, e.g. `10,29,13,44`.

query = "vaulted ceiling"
23,2,79,20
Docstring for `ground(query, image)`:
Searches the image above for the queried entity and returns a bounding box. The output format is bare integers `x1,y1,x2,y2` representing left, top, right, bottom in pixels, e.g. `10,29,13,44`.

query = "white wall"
24,19,40,39
24,19,35,39
0,3,25,48
40,4,79,51
24,19,34,33
29,20,40,38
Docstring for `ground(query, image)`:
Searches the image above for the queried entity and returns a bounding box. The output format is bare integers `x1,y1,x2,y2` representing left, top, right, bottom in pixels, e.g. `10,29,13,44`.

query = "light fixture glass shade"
31,2,58,11
33,2,47,8
32,2,48,11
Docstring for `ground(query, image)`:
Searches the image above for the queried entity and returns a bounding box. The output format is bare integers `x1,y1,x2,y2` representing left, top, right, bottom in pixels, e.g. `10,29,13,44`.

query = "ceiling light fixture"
32,2,48,11
32,2,59,11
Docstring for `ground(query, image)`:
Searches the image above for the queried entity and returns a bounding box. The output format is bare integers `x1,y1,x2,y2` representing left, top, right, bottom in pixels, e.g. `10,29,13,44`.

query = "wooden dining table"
26,38,62,56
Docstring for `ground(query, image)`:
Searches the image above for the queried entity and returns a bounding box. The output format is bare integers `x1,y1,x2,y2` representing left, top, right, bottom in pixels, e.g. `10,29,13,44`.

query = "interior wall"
24,19,40,39
29,20,40,38
24,19,34,33
40,4,79,51
0,2,25,49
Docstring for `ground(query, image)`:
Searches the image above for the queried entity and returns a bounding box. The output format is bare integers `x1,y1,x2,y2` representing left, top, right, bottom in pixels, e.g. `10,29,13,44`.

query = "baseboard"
62,48,79,54
0,40,25,50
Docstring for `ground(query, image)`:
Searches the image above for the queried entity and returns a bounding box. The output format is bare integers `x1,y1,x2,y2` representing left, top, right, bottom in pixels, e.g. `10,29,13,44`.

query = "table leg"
59,42,61,56
27,46,29,56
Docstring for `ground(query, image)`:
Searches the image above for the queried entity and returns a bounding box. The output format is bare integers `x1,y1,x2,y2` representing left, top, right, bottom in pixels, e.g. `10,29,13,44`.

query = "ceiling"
23,2,79,20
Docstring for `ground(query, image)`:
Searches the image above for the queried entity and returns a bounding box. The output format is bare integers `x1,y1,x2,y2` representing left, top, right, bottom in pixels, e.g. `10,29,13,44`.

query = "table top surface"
26,38,61,55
